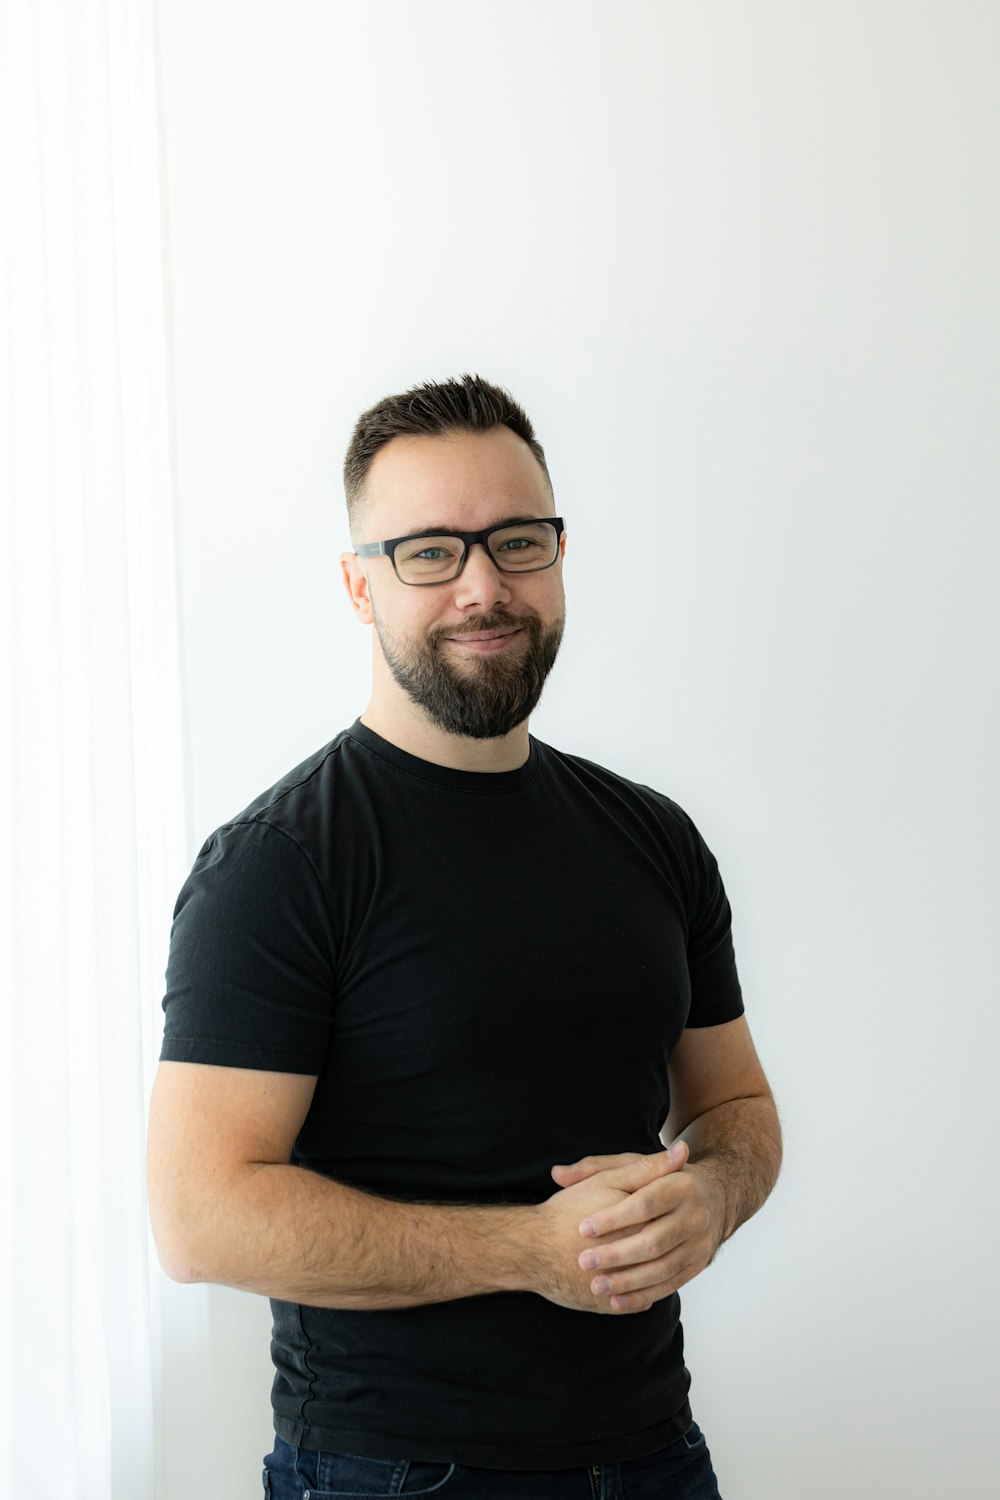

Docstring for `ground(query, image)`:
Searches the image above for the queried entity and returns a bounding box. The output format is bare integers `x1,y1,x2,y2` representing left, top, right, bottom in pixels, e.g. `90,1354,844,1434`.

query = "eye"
399,540,461,563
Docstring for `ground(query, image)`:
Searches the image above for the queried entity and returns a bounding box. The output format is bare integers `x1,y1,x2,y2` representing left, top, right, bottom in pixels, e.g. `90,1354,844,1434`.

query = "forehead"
364,428,554,536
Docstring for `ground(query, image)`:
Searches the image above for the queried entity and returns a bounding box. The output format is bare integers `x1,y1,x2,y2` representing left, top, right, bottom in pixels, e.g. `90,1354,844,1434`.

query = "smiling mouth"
447,628,521,642
443,628,524,653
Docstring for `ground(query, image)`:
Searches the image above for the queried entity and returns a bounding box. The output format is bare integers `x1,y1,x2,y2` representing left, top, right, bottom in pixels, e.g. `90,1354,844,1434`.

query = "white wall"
154,2,999,1495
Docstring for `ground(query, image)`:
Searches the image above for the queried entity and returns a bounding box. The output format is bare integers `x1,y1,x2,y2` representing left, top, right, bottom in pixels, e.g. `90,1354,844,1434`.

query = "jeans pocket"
395,1458,459,1495
294,1444,457,1498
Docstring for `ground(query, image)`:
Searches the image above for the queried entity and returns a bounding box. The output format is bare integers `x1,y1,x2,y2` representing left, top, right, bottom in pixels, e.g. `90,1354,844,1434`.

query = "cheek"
393,603,446,642
530,576,565,615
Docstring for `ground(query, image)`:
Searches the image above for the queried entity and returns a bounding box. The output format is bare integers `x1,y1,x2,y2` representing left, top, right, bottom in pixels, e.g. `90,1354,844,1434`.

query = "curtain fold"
1,1,198,1494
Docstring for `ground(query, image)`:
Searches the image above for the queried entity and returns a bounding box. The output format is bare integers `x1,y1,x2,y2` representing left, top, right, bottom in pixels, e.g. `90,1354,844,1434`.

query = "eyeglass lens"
394,522,558,583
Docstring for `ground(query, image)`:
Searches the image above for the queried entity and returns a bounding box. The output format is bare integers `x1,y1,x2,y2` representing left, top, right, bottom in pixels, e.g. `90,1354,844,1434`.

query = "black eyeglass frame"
354,517,565,586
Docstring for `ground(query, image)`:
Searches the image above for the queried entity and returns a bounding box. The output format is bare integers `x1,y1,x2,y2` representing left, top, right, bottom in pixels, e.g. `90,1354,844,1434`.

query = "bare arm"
548,1017,783,1312
146,1060,649,1315
664,1015,783,1247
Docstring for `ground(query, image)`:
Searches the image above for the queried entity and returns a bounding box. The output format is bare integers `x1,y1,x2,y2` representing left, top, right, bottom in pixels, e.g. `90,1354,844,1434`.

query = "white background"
153,2,998,1495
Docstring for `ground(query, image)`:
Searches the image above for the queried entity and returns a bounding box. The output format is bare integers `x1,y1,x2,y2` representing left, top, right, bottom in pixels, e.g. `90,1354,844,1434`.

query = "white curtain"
1,1,199,1494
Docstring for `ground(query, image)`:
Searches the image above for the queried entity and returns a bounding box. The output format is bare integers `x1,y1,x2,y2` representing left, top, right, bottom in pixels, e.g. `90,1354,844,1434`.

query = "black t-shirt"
159,719,745,1470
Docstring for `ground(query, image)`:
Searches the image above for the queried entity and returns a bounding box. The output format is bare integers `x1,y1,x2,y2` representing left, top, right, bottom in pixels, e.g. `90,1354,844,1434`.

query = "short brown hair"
342,372,554,539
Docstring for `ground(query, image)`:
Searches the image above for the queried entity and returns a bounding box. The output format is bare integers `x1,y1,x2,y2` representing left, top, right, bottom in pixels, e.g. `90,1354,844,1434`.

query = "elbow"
163,1248,205,1285
147,1199,211,1285
149,1224,202,1284
162,1259,201,1285
146,1166,225,1286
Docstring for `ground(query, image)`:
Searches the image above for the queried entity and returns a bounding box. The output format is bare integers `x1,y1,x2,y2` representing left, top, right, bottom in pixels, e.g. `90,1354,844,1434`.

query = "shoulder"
221,729,354,831
534,739,731,915
176,732,363,918
536,738,701,839
190,728,360,862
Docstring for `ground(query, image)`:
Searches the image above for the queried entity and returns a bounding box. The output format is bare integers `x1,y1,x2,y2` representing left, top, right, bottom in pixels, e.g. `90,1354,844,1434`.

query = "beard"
373,603,565,741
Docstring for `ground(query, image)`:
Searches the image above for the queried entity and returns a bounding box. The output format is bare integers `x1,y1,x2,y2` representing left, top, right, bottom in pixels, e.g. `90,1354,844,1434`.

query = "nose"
451,540,513,612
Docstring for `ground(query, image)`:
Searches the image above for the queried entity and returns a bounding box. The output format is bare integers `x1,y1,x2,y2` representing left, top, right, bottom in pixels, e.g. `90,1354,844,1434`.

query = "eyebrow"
394,513,550,541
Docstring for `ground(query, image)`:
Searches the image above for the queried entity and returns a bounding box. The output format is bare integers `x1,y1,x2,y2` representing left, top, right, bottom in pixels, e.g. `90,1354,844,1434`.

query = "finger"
577,1142,690,1235
601,1257,703,1315
550,1152,646,1183
579,1218,682,1278
578,1155,695,1240
602,1266,704,1314
582,1181,711,1272
596,1252,695,1299
553,1140,690,1186
578,1177,684,1243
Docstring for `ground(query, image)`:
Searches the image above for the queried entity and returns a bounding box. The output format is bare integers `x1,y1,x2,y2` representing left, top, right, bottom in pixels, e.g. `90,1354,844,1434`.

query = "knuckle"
633,1186,655,1217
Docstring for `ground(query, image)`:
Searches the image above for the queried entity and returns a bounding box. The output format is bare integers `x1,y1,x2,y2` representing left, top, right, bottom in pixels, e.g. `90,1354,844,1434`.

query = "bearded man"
148,372,782,1500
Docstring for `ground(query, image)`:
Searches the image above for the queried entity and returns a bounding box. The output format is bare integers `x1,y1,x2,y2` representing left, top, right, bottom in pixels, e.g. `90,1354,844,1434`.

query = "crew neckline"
347,718,540,793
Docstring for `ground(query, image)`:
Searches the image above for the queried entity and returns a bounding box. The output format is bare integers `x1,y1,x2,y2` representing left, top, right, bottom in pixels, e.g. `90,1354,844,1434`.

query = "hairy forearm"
669,1096,783,1247
168,1162,537,1309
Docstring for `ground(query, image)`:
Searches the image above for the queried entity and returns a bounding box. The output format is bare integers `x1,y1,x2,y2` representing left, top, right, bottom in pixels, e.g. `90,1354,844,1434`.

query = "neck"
359,696,531,773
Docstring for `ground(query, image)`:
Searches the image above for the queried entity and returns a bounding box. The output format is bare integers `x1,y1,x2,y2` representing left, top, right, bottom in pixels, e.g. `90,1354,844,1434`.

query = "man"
147,373,782,1500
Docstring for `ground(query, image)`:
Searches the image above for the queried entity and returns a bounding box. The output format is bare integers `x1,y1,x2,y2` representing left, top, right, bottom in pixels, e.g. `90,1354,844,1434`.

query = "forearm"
168,1162,538,1309
668,1096,783,1246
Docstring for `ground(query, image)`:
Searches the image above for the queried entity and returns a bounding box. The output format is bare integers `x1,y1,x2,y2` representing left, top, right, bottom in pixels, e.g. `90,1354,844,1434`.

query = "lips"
447,628,521,642
442,626,525,654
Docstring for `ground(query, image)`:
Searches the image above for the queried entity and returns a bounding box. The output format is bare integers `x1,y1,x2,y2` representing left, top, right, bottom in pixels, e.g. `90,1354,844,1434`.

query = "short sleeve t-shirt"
159,719,745,1469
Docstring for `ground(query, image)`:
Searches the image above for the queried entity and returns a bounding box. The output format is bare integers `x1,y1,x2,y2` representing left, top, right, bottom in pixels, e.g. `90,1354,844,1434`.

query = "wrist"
685,1157,734,1252
492,1204,546,1294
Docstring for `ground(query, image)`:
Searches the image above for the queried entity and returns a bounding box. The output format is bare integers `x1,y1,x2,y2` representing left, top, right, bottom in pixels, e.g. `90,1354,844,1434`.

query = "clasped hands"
540,1142,727,1315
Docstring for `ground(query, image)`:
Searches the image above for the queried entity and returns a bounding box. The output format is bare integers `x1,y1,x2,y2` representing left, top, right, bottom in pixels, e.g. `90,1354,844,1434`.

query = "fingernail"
579,1218,597,1236
580,1251,599,1270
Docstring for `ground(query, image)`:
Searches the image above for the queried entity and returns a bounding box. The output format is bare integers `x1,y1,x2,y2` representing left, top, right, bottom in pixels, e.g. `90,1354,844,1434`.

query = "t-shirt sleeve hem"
682,992,746,1028
158,1036,322,1075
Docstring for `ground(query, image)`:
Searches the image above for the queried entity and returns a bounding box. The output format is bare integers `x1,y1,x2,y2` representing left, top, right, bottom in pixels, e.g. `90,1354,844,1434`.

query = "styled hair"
342,372,554,539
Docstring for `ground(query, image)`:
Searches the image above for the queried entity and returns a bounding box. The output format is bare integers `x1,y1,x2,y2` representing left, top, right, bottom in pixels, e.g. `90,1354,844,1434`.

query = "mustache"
432,610,537,641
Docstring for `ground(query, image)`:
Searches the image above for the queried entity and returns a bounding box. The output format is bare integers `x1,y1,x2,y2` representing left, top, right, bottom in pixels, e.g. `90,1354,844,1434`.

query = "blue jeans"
262,1422,723,1498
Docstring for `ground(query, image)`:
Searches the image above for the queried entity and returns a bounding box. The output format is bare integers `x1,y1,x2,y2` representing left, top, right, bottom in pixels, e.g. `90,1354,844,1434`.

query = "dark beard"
375,606,565,741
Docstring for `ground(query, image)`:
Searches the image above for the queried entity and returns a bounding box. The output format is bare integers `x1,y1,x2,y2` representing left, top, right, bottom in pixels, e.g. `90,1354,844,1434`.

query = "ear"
339,551,374,625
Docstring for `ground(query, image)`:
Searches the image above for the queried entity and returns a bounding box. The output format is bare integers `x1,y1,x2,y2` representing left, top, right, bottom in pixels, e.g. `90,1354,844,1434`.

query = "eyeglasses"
355,517,564,586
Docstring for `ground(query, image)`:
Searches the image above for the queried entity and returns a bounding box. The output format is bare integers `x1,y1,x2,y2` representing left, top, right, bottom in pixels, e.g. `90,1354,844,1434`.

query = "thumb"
667,1138,689,1168
550,1151,644,1184
551,1140,690,1190
593,1139,690,1193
